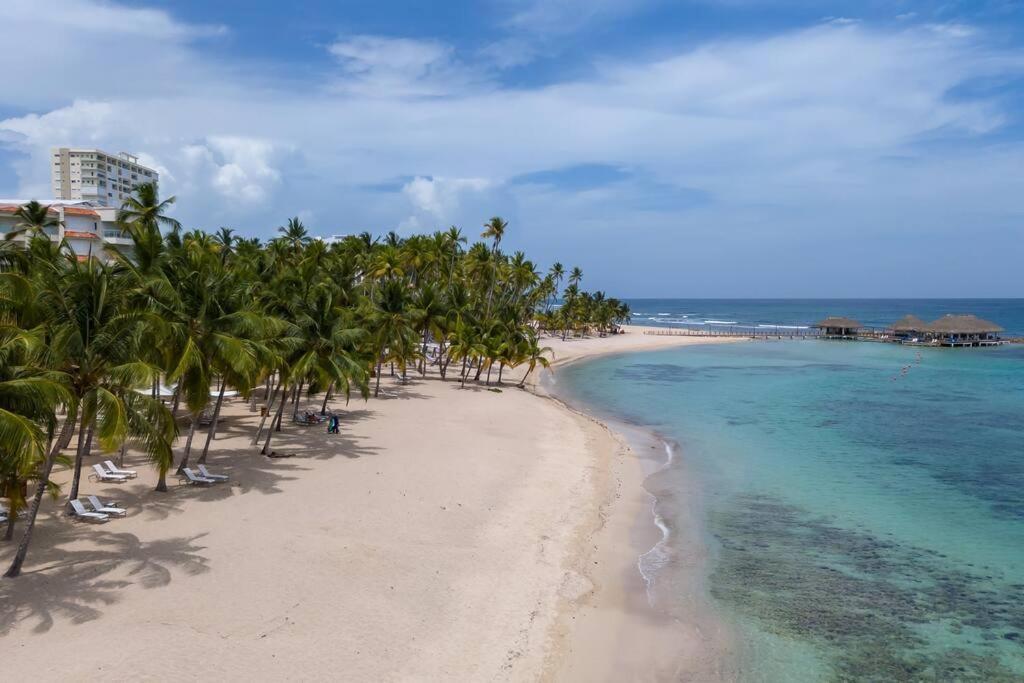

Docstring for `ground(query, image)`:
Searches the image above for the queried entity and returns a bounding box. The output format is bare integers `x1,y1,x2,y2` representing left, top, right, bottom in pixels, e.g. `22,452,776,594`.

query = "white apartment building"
51,147,158,207
0,200,134,262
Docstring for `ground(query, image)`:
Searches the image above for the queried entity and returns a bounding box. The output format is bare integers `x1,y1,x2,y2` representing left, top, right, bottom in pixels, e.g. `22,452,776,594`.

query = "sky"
1,0,1023,297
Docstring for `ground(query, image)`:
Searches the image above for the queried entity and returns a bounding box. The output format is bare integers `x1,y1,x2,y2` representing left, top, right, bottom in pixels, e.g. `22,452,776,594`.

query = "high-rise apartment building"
51,147,158,206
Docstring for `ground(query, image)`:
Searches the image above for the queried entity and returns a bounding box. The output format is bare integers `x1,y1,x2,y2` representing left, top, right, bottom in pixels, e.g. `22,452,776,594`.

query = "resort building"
812,316,862,339
891,315,929,342
51,148,158,207
0,200,133,262
923,314,1003,347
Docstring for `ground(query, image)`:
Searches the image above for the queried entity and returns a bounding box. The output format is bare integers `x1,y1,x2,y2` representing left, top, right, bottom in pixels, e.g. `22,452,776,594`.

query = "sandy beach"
1,326,734,681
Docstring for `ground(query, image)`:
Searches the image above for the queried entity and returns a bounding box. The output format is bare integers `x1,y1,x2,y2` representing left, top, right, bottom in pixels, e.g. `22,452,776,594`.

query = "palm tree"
6,201,60,241
119,182,182,233
480,216,507,254
517,339,553,388
0,323,70,544
568,266,583,288
43,259,176,497
547,262,565,312
410,283,447,374
480,217,508,319
369,280,418,396
277,217,311,253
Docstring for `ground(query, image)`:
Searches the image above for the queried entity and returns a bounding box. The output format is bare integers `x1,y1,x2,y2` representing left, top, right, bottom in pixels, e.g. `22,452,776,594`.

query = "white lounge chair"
90,463,128,483
104,460,137,479
69,499,109,523
197,464,228,481
87,495,126,517
180,468,217,485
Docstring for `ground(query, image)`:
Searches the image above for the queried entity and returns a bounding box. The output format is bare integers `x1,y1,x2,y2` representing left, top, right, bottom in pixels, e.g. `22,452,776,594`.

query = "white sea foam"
704,320,738,325
756,324,810,330
638,440,675,606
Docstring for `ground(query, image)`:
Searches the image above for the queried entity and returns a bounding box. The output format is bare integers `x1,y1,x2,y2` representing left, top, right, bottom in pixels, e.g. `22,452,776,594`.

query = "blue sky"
2,0,1023,296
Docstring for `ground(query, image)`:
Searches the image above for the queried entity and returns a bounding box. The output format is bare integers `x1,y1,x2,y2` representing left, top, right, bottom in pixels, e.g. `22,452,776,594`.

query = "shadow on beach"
0,525,209,635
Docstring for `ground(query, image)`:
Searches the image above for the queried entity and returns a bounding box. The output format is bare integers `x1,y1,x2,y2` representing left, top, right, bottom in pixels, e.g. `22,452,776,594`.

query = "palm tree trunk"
261,391,288,455
176,413,199,474
273,385,290,432
486,363,493,385
199,383,227,465
253,383,282,445
3,404,84,577
320,382,334,415
374,359,383,397
66,416,94,507
498,363,505,384
291,379,305,420
117,443,127,468
460,356,469,388
420,327,429,375
170,386,181,415
4,513,15,542
53,403,79,454
518,365,534,388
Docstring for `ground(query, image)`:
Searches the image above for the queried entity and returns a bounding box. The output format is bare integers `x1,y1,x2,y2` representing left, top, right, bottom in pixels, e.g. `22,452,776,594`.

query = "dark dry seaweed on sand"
709,495,1024,681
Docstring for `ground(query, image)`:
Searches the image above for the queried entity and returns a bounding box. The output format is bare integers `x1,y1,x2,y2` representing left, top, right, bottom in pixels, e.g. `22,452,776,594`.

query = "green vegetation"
0,183,630,577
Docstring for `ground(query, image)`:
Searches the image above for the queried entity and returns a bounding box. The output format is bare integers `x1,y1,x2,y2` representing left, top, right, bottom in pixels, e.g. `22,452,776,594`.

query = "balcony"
102,230,133,245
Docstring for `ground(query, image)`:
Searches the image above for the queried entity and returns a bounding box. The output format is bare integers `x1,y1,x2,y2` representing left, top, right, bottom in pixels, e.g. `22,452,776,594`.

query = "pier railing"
643,326,822,339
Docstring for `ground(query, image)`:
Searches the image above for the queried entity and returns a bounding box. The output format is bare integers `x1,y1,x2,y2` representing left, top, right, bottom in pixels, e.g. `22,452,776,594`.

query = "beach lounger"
87,495,126,517
69,499,109,523
197,464,229,482
90,463,129,483
180,468,217,485
103,460,137,478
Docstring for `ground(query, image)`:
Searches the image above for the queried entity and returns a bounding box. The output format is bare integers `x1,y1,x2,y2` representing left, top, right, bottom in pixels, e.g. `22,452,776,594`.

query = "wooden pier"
644,327,821,340
640,313,1016,347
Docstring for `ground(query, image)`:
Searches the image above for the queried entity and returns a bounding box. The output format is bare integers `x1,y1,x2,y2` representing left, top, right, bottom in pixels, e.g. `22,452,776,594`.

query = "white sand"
1,325,736,681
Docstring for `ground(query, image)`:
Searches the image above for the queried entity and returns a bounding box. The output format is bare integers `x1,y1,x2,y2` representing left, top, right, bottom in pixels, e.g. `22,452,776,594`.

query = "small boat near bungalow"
812,314,1006,347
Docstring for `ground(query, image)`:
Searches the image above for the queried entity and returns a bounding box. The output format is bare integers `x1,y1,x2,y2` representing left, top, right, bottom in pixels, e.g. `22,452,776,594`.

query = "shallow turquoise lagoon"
559,341,1024,681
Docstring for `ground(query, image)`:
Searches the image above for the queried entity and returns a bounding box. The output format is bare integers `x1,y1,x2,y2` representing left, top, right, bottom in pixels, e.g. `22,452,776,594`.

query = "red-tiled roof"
64,230,99,239
64,207,100,217
0,205,99,218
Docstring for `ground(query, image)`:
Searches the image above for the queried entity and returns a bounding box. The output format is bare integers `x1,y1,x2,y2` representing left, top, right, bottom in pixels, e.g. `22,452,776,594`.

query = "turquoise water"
559,340,1024,681
624,298,1024,337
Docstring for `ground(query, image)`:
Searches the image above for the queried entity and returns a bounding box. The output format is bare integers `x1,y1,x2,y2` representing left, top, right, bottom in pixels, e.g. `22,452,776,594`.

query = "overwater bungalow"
812,316,862,339
924,314,1003,347
891,315,929,342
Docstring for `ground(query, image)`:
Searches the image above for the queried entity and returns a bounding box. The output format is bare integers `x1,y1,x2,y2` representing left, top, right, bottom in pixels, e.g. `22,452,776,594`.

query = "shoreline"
533,328,739,680
2,325,737,681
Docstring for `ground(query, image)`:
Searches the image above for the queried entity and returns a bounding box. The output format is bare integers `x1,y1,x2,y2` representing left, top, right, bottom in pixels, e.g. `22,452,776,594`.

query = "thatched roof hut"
812,316,862,338
892,315,928,333
812,316,862,330
925,314,1003,335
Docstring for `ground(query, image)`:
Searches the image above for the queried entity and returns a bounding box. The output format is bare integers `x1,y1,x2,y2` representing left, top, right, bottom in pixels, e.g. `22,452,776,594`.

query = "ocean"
557,300,1024,681
623,298,1024,338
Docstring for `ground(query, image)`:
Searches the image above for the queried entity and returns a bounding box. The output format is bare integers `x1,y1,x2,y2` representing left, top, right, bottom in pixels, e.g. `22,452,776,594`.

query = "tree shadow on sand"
0,526,209,636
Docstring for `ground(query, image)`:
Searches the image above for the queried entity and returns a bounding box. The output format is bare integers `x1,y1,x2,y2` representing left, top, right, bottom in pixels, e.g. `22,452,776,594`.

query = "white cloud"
501,0,659,35
0,0,229,109
400,176,498,231
1,3,1023,293
328,35,483,97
